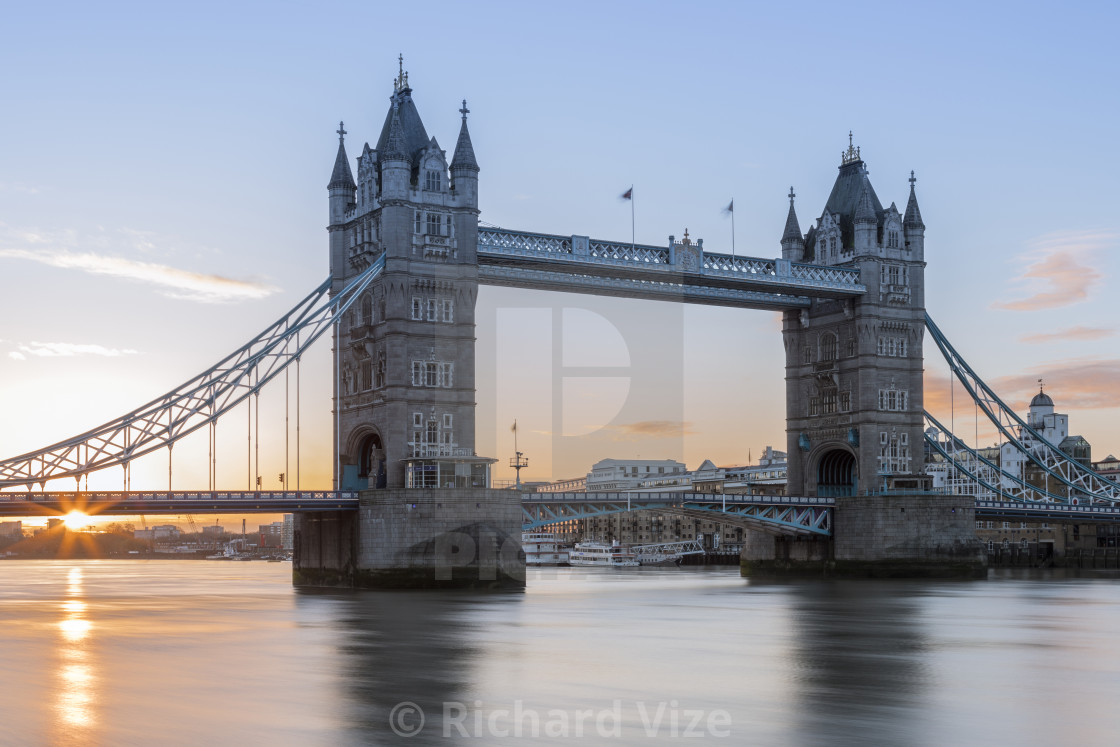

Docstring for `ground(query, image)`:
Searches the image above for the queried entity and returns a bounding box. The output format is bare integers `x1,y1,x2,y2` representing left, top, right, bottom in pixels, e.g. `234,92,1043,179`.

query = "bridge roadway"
1,491,1117,534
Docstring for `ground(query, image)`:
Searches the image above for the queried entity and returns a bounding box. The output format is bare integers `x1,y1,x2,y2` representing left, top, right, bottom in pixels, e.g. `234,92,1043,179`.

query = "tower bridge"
2,63,1118,585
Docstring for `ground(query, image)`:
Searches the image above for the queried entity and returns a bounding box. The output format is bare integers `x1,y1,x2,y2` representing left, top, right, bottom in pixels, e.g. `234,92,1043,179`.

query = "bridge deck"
477,227,865,309
0,491,359,517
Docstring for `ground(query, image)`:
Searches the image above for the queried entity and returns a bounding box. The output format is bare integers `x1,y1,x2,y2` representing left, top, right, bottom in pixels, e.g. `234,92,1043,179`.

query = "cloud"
604,420,696,440
0,182,41,195
1020,326,1115,344
0,225,278,303
992,230,1114,311
925,359,1120,417
12,342,139,358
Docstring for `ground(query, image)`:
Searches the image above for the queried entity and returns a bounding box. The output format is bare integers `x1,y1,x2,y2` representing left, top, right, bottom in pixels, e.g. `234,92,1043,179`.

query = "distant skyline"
1,1,1118,507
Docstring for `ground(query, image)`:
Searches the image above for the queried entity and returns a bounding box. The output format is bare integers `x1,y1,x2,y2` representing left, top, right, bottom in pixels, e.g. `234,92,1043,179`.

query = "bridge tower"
296,62,521,589
781,139,927,498
328,64,494,491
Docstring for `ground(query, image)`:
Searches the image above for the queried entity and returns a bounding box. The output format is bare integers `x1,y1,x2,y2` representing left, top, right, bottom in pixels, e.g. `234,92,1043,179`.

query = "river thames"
1,560,1118,745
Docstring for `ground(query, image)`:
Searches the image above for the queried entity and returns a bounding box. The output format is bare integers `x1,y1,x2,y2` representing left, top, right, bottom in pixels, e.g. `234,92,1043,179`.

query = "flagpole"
731,200,736,257
630,185,635,250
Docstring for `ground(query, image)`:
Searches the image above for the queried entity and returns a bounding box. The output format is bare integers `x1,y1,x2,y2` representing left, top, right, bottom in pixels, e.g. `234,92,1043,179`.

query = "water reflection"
302,590,510,745
53,566,97,741
787,581,933,745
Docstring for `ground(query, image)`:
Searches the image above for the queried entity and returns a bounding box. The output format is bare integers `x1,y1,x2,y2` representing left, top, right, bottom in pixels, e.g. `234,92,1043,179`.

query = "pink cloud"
1020,326,1115,344
992,231,1113,311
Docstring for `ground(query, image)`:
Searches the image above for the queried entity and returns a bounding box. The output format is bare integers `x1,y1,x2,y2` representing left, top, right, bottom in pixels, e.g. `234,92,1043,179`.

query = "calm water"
1,561,1119,745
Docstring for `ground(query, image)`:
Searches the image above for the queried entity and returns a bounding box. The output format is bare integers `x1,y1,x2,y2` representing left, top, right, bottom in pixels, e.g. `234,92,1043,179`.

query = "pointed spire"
782,186,802,242
854,179,877,224
328,120,356,189
450,98,479,172
383,104,410,163
904,170,925,229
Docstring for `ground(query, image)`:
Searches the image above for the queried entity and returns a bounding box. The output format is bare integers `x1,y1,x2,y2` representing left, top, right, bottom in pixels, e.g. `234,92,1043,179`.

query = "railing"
0,490,358,502
477,226,865,295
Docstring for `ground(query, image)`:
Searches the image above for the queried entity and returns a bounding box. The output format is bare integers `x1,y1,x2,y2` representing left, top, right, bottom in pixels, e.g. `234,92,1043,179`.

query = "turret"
450,99,480,209
328,121,356,226
780,187,803,260
380,103,412,199
903,170,925,259
853,181,877,254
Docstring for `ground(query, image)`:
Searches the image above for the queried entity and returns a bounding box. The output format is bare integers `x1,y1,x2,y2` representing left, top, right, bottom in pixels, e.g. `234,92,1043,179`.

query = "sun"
63,510,90,531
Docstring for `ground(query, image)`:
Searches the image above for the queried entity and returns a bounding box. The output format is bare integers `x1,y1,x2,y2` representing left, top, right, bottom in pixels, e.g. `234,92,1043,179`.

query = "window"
412,361,453,388
414,211,421,234
847,337,856,357
442,299,454,323
375,350,385,389
877,336,908,358
357,360,370,390
413,412,423,428
822,391,837,414
425,170,441,192
360,296,371,326
803,346,811,364
820,333,837,362
427,213,442,236
809,397,820,416
839,392,851,412
411,298,423,320
878,388,908,411
426,299,437,322
442,414,453,429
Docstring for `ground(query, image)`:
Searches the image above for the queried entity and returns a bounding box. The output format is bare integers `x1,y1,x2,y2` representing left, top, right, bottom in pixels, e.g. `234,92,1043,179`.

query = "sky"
1,0,1118,518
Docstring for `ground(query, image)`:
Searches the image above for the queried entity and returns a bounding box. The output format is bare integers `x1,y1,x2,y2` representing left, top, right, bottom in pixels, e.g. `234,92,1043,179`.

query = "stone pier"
741,492,986,578
293,488,525,589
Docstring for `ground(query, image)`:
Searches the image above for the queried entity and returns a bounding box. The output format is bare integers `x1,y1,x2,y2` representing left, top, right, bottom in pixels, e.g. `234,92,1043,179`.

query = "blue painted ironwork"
923,410,1071,503
0,257,386,489
521,492,833,536
925,313,1120,504
477,227,865,308
0,490,359,516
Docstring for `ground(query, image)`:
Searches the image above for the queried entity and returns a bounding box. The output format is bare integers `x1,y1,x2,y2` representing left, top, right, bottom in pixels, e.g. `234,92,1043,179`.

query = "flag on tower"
621,187,633,200
724,199,734,214
511,420,517,433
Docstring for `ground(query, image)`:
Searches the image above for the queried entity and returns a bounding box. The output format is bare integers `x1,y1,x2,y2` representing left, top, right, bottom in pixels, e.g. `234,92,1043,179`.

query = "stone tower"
328,62,492,491
782,138,927,497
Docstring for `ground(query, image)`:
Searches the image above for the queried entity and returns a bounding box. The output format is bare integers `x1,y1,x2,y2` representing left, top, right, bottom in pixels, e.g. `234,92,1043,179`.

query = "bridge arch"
345,427,386,489
815,447,857,497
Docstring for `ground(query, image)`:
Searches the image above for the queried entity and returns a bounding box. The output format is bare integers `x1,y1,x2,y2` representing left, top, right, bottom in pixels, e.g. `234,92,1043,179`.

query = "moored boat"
567,541,640,567
521,531,569,566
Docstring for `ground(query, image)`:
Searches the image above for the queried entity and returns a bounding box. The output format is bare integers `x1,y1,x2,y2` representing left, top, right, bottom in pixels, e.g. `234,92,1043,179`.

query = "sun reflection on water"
54,566,97,735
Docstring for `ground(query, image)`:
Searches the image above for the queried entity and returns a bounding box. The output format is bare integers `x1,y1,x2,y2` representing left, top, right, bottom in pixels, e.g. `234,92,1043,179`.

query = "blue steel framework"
521,493,834,536
0,257,384,490
923,314,1120,504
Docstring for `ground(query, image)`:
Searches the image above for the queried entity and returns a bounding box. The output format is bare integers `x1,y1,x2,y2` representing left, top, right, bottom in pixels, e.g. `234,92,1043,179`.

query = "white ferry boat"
567,541,640,568
522,532,569,566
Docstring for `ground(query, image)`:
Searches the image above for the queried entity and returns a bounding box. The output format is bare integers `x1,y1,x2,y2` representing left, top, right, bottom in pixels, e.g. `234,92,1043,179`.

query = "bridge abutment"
741,492,986,578
293,488,525,589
